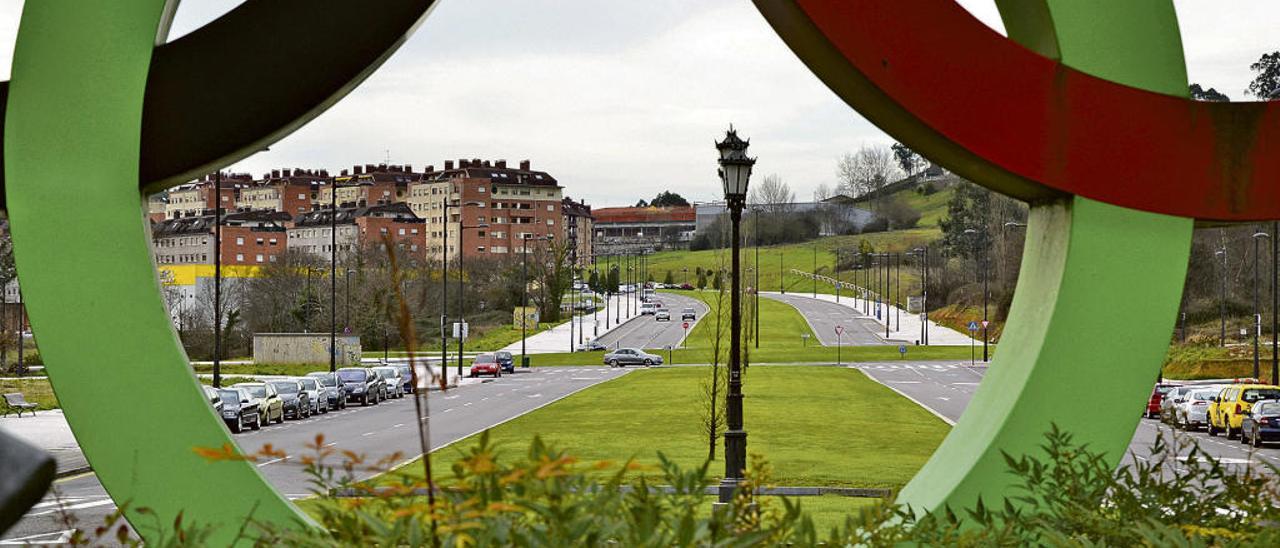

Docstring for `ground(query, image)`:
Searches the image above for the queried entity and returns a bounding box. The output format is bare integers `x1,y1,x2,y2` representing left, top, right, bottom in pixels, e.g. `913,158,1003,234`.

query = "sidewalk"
761,291,977,346
0,410,88,477
500,293,642,354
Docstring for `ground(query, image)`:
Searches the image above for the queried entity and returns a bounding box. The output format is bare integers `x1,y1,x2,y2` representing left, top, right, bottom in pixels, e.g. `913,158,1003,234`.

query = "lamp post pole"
1217,248,1227,347
895,252,901,332
521,234,530,368
330,177,338,372
213,171,222,388
1254,230,1271,380
1274,220,1278,385
812,241,817,298
753,209,760,348
457,219,489,377
715,126,755,504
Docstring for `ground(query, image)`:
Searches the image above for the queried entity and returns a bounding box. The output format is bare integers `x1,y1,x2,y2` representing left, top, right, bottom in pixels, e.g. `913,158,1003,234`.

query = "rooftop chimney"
444,160,454,170
365,164,376,173
425,164,434,172
341,169,349,176
519,160,531,171
354,165,364,175
496,159,507,169
460,159,471,168
482,160,491,168
271,169,280,178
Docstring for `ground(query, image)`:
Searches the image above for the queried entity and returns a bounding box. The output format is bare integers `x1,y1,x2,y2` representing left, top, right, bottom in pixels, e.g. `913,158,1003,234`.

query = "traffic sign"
981,320,990,328
835,325,845,335
967,320,979,332
682,321,690,329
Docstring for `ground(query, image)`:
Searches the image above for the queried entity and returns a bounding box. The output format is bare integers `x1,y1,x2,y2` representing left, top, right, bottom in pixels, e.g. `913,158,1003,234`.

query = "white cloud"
0,1,1274,206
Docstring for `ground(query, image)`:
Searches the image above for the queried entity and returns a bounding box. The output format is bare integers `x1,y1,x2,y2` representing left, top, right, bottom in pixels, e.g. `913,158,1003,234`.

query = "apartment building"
152,210,292,266
407,159,562,261
163,173,250,219
325,163,419,206
238,168,327,216
562,197,594,267
287,202,425,260
593,206,696,255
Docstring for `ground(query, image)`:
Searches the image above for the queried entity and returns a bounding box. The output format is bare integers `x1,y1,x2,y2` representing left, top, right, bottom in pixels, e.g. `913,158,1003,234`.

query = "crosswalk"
852,362,979,371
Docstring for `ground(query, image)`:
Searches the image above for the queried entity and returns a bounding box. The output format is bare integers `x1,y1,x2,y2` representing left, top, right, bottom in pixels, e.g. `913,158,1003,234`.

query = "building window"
269,238,277,245
269,255,277,262
398,228,406,236
547,205,554,212
235,253,244,261
477,231,486,238
256,238,264,245
411,228,419,234
547,219,555,226
256,254,264,263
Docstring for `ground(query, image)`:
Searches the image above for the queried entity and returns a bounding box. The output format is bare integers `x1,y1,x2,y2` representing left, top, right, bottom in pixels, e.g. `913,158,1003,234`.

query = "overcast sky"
0,1,1274,207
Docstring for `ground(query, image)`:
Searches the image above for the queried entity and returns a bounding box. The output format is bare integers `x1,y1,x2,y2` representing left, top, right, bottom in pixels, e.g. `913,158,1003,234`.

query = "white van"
640,302,657,315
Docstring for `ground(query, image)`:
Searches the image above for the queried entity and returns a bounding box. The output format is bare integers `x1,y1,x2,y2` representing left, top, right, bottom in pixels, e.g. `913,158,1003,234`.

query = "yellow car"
1208,384,1280,439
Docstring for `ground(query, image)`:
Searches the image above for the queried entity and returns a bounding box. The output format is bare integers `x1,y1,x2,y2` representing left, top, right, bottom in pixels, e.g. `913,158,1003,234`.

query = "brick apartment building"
152,210,292,266
406,159,563,261
287,202,426,260
562,197,594,267
164,173,251,220
238,168,327,217
326,163,419,206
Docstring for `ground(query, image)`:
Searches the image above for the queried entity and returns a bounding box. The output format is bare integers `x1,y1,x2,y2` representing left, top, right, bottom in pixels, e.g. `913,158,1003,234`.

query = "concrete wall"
253,333,361,365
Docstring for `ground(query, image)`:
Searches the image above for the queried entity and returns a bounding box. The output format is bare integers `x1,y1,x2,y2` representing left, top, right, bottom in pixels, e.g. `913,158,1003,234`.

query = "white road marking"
258,457,288,467
25,498,116,517
362,432,375,437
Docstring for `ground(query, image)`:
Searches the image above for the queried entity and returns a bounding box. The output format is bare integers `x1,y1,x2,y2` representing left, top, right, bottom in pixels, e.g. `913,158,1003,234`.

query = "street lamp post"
812,241,818,298
1273,221,1279,385
964,228,990,362
1254,230,1271,380
1217,248,1227,347
329,177,338,373
457,218,489,377
213,171,223,388
716,126,755,504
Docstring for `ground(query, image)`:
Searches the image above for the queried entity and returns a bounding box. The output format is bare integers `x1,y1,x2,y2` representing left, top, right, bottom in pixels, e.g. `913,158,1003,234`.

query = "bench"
2,392,39,417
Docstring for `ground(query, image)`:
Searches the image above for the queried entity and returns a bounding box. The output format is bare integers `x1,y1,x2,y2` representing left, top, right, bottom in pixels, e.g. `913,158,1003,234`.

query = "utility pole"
329,177,337,372
213,171,222,388
1217,248,1227,347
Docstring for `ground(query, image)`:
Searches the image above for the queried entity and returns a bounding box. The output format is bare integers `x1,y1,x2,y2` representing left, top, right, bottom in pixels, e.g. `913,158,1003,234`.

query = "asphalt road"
764,293,886,345
4,367,629,545
854,361,1280,474
594,292,709,350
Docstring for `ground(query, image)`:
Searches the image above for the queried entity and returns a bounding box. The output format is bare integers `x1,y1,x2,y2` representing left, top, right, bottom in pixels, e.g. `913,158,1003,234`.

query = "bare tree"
700,247,730,460
748,174,795,214
836,145,901,207
812,182,834,202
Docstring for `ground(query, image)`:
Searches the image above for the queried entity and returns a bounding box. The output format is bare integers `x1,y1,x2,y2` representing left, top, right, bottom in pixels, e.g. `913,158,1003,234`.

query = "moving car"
297,376,328,414
337,367,381,406
394,363,415,394
217,387,261,433
681,308,697,321
1241,400,1280,447
1175,387,1219,431
655,310,671,322
495,351,516,373
231,382,283,425
1146,384,1177,419
1209,384,1280,438
268,379,311,420
639,302,657,315
373,366,406,399
470,353,502,378
306,371,348,410
603,348,663,367
577,340,607,352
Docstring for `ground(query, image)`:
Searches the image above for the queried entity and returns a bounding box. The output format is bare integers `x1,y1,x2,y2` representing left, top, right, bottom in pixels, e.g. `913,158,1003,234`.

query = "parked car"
268,379,311,420
655,310,671,322
1146,384,1177,419
1160,386,1194,423
216,388,261,433
1209,384,1280,438
470,354,503,378
679,283,694,290
297,376,328,414
681,308,697,321
337,367,381,406
495,351,516,373
1241,400,1280,447
369,369,389,402
202,385,224,415
640,302,657,315
374,366,406,399
394,363,415,394
306,371,348,410
603,348,663,367
1175,387,1220,431
232,382,283,425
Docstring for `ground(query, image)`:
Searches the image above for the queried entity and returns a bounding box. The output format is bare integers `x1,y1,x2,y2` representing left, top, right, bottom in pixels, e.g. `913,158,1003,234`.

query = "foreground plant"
65,426,1280,545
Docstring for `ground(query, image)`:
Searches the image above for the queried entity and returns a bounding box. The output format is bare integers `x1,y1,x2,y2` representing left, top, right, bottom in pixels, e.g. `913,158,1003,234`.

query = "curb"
55,464,91,479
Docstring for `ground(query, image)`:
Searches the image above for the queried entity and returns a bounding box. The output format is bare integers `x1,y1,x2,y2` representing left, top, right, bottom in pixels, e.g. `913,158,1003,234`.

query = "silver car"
1176,387,1221,431
603,348,663,367
374,366,406,399
297,376,329,414
1160,386,1194,423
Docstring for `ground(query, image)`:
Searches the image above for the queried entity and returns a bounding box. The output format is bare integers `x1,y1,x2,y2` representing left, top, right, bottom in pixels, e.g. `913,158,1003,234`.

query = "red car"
1147,384,1177,418
470,353,502,378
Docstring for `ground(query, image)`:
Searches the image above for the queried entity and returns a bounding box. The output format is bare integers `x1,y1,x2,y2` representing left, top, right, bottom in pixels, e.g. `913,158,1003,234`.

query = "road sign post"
682,321,690,348
967,321,979,366
835,325,844,365
899,344,907,359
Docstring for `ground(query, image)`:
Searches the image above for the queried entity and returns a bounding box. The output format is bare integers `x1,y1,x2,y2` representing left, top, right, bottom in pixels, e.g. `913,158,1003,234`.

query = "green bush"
73,427,1280,545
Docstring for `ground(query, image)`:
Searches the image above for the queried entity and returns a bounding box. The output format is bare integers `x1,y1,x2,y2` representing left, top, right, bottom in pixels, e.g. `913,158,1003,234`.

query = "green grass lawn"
643,230,937,300
525,345,976,366
0,377,57,410
409,367,950,491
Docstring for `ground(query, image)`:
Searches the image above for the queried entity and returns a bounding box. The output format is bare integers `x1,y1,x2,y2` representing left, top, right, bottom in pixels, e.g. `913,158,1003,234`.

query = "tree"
812,182,834,202
634,199,650,208
696,269,707,290
1246,51,1280,98
650,191,690,208
663,270,674,285
533,238,575,322
1189,83,1230,102
891,142,920,176
938,180,993,260
699,251,730,459
835,145,899,203
748,174,795,214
